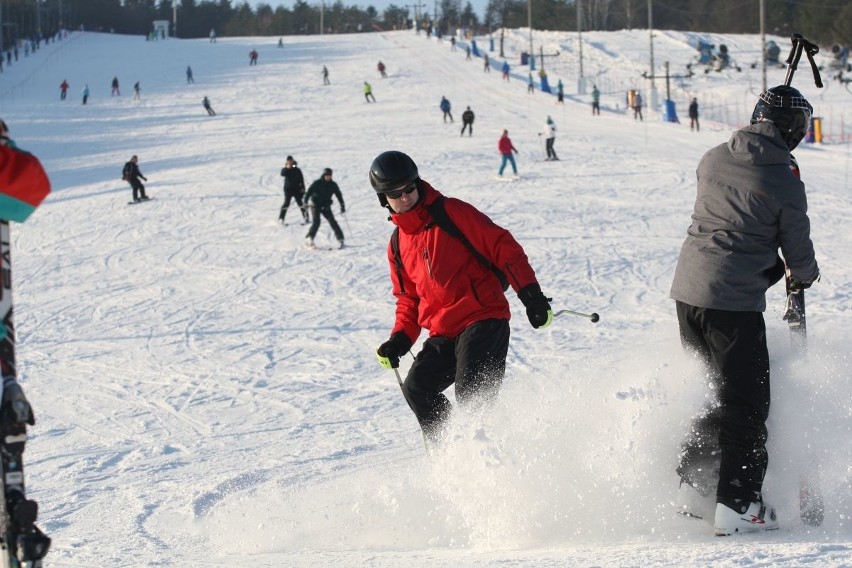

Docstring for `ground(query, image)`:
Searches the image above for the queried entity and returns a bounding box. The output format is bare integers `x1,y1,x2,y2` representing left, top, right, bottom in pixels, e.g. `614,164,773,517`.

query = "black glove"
765,255,786,287
788,275,815,291
376,332,413,369
340,206,346,214
518,284,553,329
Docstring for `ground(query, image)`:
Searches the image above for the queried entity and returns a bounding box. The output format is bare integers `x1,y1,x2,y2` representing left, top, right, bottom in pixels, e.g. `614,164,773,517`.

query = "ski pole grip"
554,308,600,323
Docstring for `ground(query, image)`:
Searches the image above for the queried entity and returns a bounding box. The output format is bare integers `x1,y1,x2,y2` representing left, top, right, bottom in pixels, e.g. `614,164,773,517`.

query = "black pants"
279,189,308,223
675,301,770,504
546,137,558,160
461,121,473,136
306,206,344,241
401,319,510,441
129,178,147,201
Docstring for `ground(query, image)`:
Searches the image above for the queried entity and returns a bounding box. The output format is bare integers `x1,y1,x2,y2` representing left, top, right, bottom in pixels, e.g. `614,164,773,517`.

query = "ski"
0,221,50,567
783,267,824,527
127,197,154,205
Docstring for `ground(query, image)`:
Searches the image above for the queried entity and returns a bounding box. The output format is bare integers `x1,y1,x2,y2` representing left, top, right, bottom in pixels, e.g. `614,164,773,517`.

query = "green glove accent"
376,350,397,369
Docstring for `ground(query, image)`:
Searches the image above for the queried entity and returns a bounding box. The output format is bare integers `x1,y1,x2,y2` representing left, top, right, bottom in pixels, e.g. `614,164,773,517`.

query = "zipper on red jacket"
422,247,433,279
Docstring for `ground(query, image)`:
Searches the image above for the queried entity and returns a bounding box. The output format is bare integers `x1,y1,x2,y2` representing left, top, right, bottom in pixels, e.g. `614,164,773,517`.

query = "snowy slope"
0,29,851,566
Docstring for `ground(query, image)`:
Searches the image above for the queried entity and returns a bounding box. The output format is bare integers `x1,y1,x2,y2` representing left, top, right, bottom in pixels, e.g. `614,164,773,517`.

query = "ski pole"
392,367,403,388
342,210,352,239
783,34,822,88
554,308,600,323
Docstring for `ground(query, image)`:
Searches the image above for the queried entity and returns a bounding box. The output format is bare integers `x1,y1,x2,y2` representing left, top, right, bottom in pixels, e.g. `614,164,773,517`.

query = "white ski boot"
714,500,779,536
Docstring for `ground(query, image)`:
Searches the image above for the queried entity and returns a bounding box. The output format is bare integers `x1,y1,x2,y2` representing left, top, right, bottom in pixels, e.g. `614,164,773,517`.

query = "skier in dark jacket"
460,106,474,136
688,98,700,131
303,168,345,249
122,155,149,202
439,96,453,123
202,96,215,116
670,85,819,536
279,155,309,225
370,150,552,445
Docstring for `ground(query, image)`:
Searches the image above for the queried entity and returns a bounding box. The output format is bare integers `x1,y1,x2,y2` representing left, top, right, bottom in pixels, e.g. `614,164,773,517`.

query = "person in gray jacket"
670,85,819,536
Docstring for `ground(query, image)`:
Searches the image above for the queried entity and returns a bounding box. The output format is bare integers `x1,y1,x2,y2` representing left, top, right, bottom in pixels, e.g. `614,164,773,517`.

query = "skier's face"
386,183,418,213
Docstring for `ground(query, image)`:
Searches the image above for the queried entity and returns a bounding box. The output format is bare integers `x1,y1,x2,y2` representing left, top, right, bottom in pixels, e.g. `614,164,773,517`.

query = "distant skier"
633,91,643,121
209,28,216,43
460,106,474,137
122,155,149,203
439,96,453,123
249,49,258,66
59,79,69,100
377,61,387,78
557,79,564,104
689,97,700,131
322,65,330,85
483,53,490,72
111,76,120,96
497,129,518,177
364,81,376,103
82,84,90,105
303,168,345,249
592,85,601,115
133,81,140,100
279,155,310,225
501,61,510,81
543,116,558,161
186,66,194,84
202,96,216,116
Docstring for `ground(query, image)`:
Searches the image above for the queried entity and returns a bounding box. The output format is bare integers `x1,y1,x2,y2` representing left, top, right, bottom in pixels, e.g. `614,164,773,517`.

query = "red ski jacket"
498,135,516,156
387,182,539,342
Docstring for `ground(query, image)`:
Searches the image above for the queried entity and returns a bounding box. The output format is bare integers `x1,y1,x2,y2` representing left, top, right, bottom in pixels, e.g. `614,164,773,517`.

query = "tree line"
3,0,848,48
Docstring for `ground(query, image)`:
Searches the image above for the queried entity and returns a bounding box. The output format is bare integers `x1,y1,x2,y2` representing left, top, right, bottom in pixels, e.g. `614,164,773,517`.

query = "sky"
0,26,851,566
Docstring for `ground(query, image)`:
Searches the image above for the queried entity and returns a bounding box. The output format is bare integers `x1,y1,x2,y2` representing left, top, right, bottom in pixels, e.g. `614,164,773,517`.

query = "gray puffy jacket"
670,122,819,312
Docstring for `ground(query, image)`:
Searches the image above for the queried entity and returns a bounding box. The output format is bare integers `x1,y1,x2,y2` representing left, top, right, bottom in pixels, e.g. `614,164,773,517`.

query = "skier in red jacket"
370,150,552,444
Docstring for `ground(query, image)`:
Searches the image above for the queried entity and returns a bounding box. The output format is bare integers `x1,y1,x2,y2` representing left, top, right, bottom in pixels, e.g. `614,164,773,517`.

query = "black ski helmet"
369,151,420,208
750,85,813,150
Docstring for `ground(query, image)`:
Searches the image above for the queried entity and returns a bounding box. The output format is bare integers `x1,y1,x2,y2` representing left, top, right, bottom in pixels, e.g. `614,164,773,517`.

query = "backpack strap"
390,227,406,295
390,196,510,295
426,196,509,291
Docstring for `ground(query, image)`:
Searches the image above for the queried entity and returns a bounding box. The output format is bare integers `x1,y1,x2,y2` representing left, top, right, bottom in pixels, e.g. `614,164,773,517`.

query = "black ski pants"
129,178,147,201
279,188,308,223
400,319,509,442
546,137,558,160
306,206,344,242
461,121,473,136
675,301,770,505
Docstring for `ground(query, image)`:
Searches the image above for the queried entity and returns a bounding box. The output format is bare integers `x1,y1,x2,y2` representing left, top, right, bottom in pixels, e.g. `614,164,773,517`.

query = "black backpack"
390,196,509,295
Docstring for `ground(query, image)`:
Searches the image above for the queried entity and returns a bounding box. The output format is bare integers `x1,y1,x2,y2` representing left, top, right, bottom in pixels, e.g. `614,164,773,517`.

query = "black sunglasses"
385,182,417,200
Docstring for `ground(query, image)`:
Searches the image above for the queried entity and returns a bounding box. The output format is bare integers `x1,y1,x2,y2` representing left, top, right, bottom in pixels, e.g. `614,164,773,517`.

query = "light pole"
577,0,585,94
527,0,532,69
647,0,658,110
